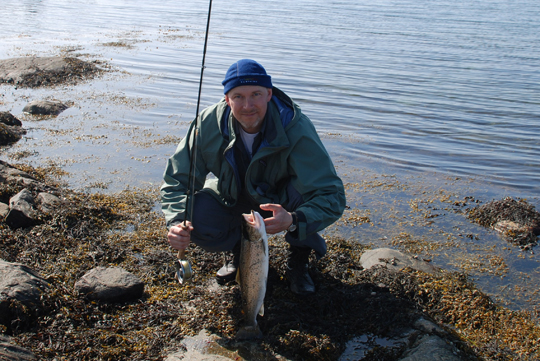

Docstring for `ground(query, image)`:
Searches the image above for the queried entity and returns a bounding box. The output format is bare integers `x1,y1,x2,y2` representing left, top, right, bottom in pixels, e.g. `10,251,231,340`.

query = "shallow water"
1,0,539,312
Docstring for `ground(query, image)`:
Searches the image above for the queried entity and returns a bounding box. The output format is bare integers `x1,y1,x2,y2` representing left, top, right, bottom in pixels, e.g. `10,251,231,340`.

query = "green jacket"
161,87,345,241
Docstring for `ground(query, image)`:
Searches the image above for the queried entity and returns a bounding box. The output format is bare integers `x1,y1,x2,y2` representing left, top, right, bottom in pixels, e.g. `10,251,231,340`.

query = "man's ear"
266,88,272,101
224,94,230,106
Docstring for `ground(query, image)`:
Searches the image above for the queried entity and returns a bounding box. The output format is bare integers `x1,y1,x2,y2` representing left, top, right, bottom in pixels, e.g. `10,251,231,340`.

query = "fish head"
242,210,267,240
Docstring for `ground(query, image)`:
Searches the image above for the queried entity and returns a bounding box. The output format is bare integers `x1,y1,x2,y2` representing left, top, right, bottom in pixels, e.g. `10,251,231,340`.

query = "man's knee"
191,191,241,252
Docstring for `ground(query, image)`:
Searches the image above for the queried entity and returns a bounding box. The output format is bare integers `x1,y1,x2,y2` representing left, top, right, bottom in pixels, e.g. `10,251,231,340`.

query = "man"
161,59,345,295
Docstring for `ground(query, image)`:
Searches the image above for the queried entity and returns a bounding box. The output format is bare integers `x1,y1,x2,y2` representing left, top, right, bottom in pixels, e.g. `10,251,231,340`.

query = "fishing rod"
176,0,213,284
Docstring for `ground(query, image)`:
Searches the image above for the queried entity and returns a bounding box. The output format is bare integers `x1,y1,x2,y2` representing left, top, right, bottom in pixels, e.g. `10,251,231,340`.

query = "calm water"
1,0,540,310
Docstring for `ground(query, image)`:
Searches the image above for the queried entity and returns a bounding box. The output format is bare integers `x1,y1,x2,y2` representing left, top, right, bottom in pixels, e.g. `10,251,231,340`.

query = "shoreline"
1,55,540,360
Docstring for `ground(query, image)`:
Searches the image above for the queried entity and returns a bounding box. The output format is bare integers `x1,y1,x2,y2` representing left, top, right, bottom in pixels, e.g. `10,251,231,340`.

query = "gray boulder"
0,335,36,361
5,189,37,229
22,100,68,116
37,192,64,213
75,267,144,302
0,260,50,327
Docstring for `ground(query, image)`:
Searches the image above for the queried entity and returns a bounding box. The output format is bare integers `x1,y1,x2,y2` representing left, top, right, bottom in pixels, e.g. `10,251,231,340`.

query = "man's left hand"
259,203,293,234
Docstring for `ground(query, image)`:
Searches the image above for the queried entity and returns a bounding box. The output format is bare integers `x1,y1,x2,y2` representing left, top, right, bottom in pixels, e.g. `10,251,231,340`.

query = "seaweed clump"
467,197,540,249
0,56,105,88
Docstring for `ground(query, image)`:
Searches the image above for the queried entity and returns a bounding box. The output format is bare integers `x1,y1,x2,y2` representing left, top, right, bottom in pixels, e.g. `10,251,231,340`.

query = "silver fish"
236,210,269,340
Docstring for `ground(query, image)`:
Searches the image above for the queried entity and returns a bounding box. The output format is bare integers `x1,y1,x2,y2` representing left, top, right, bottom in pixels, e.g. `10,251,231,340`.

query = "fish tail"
235,324,262,340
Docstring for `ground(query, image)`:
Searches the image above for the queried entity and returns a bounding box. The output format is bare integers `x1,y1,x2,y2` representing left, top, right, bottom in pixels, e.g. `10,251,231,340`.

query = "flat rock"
399,334,463,361
22,100,68,116
74,266,144,302
165,329,289,361
0,335,36,361
0,160,39,188
360,248,438,274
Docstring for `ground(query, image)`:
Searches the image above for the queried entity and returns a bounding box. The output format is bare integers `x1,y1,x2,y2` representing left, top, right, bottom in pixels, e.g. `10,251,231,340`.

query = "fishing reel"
175,249,193,284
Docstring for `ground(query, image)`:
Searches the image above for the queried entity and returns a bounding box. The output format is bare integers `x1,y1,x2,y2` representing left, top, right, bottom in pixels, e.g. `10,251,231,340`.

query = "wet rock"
165,329,289,361
5,189,37,229
74,266,144,302
0,260,50,327
22,100,68,116
0,160,35,182
0,202,8,217
0,123,25,145
360,248,438,274
399,334,462,361
0,160,44,189
37,192,64,213
0,335,36,361
0,111,22,126
0,56,102,88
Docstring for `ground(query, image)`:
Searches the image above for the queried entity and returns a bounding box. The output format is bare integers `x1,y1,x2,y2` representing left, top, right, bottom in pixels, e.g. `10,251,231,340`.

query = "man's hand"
168,221,193,251
259,203,293,234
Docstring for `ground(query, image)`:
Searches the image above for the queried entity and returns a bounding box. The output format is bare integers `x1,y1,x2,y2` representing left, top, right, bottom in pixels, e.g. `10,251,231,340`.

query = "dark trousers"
190,185,327,258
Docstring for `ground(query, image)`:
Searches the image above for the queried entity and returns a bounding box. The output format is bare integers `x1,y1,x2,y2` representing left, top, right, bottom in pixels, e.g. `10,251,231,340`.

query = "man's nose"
243,98,253,108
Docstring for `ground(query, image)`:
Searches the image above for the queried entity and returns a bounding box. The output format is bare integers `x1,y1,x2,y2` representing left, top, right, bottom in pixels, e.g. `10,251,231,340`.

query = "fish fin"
235,265,241,284
259,303,264,317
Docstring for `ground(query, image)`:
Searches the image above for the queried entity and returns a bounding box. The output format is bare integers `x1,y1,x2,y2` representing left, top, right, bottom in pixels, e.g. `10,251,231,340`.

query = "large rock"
0,260,50,328
22,100,68,116
0,123,25,145
360,248,438,274
37,192,64,213
74,267,144,302
0,111,22,126
5,189,37,229
0,335,36,361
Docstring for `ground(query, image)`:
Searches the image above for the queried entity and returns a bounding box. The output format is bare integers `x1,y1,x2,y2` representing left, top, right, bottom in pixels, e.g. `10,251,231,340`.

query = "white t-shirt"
239,128,260,158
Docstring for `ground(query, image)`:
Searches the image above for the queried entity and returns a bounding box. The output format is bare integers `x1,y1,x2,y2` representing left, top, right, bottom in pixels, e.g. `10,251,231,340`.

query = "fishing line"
184,0,213,226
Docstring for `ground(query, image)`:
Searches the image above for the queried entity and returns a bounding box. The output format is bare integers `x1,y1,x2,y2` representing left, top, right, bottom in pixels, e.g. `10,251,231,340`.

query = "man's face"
225,85,272,134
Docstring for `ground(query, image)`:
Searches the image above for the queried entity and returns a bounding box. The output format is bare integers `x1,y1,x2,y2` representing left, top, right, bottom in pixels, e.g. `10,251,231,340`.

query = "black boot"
216,242,240,284
287,246,315,295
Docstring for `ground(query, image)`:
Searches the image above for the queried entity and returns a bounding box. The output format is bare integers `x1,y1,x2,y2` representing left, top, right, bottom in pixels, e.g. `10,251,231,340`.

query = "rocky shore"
1,56,540,360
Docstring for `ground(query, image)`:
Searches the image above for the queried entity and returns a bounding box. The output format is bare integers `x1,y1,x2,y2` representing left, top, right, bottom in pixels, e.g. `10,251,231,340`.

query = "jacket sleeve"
287,114,346,241
160,120,209,228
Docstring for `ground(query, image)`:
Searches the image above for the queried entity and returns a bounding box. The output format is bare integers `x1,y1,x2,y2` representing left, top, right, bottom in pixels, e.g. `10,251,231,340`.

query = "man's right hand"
168,221,193,251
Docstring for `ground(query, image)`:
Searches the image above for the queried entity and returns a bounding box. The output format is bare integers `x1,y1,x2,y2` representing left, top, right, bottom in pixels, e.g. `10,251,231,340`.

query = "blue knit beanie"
222,59,272,94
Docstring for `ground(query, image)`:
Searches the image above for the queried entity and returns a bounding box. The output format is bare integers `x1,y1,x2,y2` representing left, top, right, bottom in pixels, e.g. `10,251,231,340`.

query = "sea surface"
1,0,539,312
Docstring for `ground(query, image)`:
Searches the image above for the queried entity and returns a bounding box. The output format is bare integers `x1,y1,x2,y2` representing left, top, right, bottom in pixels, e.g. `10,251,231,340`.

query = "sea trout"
236,210,269,340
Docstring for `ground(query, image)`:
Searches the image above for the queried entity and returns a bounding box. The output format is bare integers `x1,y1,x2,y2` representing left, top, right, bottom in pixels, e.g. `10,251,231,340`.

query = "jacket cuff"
166,215,185,230
295,210,307,241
